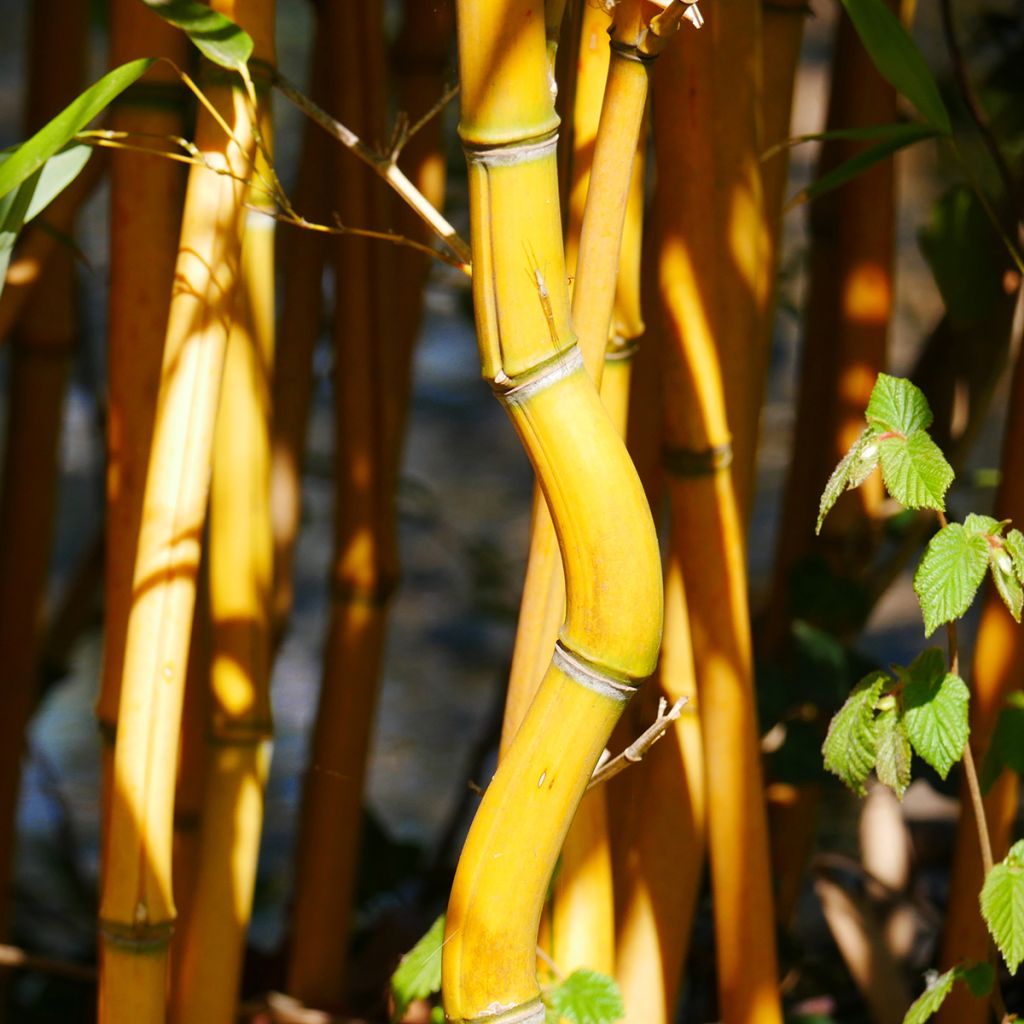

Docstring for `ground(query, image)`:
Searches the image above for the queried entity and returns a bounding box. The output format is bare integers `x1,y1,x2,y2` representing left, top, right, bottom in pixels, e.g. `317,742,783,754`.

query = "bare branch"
587,696,687,790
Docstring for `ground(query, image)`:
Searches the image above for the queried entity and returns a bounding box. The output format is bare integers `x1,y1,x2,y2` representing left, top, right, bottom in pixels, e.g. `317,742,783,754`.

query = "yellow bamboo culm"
935,344,1024,1024
0,0,87,946
442,1,662,1020
97,1,268,1018
286,0,399,1007
171,50,277,1022
99,0,188,861
653,19,783,1024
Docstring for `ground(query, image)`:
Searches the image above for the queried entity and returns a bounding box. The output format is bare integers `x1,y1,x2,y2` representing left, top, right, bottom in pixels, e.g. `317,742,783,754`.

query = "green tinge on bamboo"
100,0,188,856
936,344,1024,1024
612,553,705,1024
173,105,277,1023
0,0,87,946
98,3,264,1014
444,4,661,1012
654,25,783,1023
286,0,400,1007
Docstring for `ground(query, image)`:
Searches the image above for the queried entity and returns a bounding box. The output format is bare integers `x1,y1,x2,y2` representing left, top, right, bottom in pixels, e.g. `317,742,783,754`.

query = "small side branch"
272,70,471,267
587,696,687,790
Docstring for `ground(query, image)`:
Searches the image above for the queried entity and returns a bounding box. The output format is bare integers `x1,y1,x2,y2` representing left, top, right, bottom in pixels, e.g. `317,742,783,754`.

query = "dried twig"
586,696,687,790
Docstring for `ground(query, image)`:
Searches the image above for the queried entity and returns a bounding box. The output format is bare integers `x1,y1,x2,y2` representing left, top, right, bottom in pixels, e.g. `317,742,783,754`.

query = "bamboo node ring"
463,132,558,168
494,346,583,404
553,641,638,702
661,440,733,477
460,998,547,1024
98,917,174,952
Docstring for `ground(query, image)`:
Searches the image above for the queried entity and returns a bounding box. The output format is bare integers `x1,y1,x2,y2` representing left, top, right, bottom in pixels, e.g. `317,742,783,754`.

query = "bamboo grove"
0,0,1022,1022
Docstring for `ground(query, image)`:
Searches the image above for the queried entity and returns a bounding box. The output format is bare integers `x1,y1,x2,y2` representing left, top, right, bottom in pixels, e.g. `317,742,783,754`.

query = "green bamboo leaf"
900,650,969,779
980,839,1024,974
913,523,990,636
817,427,881,533
838,0,952,134
390,915,445,1022
141,0,253,71
765,121,936,160
877,430,953,511
789,124,938,208
545,969,625,1024
866,373,933,435
823,672,888,795
874,704,912,798
0,59,153,202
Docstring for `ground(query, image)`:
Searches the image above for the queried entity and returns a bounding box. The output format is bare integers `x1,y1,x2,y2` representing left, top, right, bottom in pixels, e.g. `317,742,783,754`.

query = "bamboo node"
552,641,638,702
463,132,558,168
458,998,547,1024
604,335,640,362
98,916,174,953
661,441,733,477
493,346,583,404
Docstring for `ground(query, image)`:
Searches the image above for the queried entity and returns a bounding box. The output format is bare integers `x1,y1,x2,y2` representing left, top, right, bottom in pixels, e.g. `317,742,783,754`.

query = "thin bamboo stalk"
286,0,400,1008
271,20,331,647
97,1,267,1017
0,0,87,948
99,0,188,864
654,22,783,1023
172,80,277,1022
935,344,1024,1024
442,1,663,1020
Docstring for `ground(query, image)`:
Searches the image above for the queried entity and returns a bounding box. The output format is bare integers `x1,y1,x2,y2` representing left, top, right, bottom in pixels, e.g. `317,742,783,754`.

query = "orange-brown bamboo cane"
271,20,331,647
286,0,400,1008
654,22,783,1023
935,344,1024,1024
173,84,277,1020
0,0,87,948
97,1,267,1017
442,0,663,1020
99,0,187,857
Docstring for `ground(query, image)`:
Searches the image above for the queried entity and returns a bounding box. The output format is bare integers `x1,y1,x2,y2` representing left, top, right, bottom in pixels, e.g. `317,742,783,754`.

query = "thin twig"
272,69,471,267
0,943,94,983
586,697,687,790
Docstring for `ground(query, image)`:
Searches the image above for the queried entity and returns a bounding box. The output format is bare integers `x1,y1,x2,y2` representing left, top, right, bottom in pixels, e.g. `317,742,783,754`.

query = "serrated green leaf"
900,650,969,778
545,969,625,1024
817,428,881,533
964,513,1004,537
877,430,953,511
913,524,991,636
991,548,1023,622
430,1007,446,1024
1005,529,1024,582
142,0,253,71
823,672,888,795
874,705,912,798
838,0,952,134
866,374,934,435
960,961,994,998
390,915,445,1022
980,839,1024,974
903,967,957,1024
791,125,938,208
0,59,153,202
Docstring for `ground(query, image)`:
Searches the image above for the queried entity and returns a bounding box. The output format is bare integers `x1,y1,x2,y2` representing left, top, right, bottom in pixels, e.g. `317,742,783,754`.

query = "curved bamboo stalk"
172,80,277,1024
654,22,783,1023
286,0,401,1007
442,1,663,1020
99,0,188,862
935,343,1024,1024
97,1,268,1017
0,0,87,948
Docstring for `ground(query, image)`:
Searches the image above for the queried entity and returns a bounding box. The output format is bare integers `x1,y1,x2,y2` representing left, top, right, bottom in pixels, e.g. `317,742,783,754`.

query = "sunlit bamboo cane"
653,20,783,1022
97,0,267,1017
172,53,277,1021
286,0,400,1008
0,0,87,949
442,1,663,1020
935,343,1024,1024
98,0,188,861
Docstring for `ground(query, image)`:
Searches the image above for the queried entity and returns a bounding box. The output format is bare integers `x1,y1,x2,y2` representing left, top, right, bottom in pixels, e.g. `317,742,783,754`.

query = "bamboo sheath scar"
936,342,1024,1024
100,0,188,861
0,0,86,949
654,22,783,1024
443,2,662,1021
98,0,265,1017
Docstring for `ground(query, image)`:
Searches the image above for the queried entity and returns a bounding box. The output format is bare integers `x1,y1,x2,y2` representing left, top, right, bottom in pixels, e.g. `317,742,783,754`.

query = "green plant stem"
937,509,1007,1024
